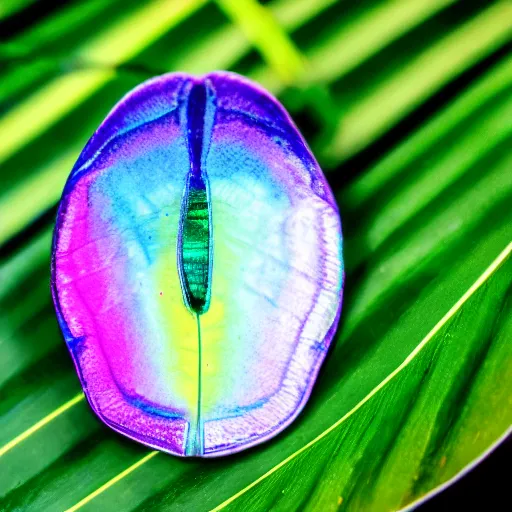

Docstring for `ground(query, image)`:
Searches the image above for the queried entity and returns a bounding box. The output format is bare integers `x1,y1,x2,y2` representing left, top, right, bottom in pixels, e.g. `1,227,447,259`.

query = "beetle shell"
51,71,343,457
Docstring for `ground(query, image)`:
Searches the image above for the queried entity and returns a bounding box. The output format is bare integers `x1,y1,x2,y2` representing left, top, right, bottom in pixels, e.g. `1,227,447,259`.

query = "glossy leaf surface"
1,0,511,510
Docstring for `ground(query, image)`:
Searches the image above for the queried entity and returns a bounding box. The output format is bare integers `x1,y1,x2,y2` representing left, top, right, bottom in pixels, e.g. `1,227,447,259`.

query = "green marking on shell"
178,173,212,315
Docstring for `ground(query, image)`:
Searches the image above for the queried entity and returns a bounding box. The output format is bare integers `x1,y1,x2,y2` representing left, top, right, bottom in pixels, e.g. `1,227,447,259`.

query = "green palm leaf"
1,0,511,510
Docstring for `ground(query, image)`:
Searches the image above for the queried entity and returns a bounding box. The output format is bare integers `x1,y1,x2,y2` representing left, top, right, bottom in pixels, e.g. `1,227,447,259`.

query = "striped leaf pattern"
1,0,511,510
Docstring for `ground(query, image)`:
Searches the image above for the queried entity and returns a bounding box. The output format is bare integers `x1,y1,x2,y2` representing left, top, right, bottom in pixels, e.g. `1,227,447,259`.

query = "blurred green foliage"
0,1,511,511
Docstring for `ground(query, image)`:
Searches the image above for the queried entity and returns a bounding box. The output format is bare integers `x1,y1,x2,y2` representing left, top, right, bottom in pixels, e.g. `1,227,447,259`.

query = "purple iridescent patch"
51,71,344,457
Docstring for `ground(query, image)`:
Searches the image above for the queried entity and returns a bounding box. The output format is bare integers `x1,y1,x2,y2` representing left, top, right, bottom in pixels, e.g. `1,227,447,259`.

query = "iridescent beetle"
51,72,343,457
